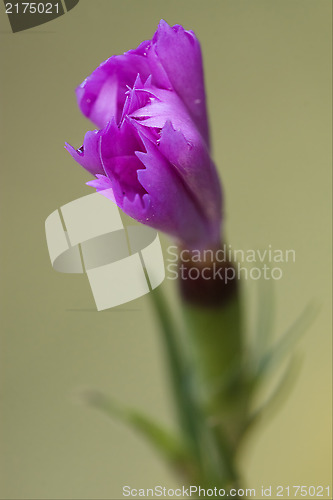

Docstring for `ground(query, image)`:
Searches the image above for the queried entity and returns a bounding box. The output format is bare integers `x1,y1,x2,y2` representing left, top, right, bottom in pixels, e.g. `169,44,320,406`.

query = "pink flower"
66,20,222,249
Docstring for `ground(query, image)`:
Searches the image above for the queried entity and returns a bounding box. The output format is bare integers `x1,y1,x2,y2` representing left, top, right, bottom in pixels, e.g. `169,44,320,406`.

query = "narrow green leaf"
255,301,319,382
245,355,302,433
254,272,275,361
82,390,191,466
149,287,202,457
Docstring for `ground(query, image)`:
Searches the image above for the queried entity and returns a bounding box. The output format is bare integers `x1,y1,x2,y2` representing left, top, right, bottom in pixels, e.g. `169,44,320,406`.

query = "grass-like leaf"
244,355,302,434
254,273,275,363
150,287,202,457
81,389,193,468
254,302,319,384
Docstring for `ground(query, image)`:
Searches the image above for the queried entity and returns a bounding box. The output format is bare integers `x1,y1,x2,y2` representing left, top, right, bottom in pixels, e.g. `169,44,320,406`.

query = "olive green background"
0,1,331,499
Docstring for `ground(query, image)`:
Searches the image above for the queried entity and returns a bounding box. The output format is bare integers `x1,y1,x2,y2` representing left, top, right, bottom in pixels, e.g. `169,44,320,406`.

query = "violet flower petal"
76,21,209,145
134,134,211,247
64,130,103,176
68,21,222,249
76,53,152,128
151,20,210,145
129,84,221,231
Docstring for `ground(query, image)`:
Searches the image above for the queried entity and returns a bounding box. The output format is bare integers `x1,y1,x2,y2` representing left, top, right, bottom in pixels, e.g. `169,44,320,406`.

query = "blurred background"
0,1,331,498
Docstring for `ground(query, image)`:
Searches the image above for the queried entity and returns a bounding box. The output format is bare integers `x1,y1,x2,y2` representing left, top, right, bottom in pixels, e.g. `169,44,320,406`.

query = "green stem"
150,287,201,460
150,285,244,489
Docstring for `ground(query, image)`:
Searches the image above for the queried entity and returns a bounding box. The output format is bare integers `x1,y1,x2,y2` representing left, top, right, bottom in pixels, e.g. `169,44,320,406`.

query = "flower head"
66,20,222,249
